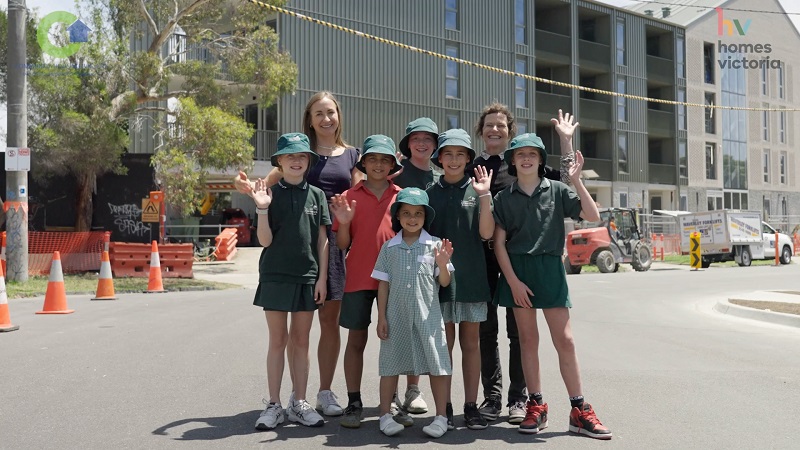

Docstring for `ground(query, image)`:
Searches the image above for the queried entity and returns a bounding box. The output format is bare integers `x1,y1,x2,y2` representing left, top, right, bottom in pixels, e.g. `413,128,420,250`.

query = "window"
580,76,597,100
763,149,770,183
762,104,769,141
761,63,769,95
446,113,459,130
724,192,748,210
445,0,458,30
778,63,785,98
515,0,526,45
679,140,687,178
617,77,627,122
705,143,717,180
782,197,788,216
580,19,596,42
618,133,628,174
676,36,685,78
678,88,686,131
707,191,723,211
680,194,688,211
619,190,629,208
446,45,459,98
515,58,527,108
780,152,787,184
616,18,626,65
517,121,527,135
779,110,786,143
703,42,715,84
582,131,598,159
763,197,771,219
704,93,715,134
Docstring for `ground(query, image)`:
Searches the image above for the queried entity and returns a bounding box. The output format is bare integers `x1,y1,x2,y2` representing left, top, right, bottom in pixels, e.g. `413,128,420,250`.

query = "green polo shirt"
427,177,491,303
393,159,441,189
259,179,331,284
493,178,582,257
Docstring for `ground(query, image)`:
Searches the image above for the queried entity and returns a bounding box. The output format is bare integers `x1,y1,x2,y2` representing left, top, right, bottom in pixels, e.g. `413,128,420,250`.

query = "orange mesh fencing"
28,232,105,275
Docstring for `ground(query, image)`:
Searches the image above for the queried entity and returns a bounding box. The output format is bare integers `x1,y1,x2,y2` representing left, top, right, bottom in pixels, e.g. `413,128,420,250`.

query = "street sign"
4,147,31,171
690,232,702,270
142,199,160,223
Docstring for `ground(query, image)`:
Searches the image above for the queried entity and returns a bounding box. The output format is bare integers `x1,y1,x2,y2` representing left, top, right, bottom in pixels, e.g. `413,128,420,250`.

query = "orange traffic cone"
144,241,167,294
92,251,117,300
0,274,19,332
36,251,74,314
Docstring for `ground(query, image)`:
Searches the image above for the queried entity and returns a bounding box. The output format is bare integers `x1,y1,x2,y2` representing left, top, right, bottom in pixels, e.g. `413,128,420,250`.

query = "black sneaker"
464,402,488,430
478,398,502,421
446,402,454,430
340,401,363,429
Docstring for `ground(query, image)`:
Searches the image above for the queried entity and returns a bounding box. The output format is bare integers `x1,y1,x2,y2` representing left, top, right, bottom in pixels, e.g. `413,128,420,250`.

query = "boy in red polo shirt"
330,135,403,429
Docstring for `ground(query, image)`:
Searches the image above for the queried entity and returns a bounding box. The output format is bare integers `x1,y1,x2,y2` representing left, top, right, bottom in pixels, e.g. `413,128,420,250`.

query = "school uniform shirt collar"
509,177,550,195
351,180,400,197
277,179,308,190
436,176,471,189
386,229,434,248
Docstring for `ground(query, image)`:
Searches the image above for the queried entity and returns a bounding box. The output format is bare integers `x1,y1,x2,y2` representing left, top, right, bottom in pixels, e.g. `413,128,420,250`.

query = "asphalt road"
1,262,799,449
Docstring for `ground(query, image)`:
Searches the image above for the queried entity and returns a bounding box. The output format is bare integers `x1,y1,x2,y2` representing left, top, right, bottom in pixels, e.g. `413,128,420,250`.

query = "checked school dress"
371,230,454,377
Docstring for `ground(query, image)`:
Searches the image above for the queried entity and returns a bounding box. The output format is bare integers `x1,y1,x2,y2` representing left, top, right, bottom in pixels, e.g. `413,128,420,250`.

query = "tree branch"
149,0,212,54
138,0,158,36
135,106,169,114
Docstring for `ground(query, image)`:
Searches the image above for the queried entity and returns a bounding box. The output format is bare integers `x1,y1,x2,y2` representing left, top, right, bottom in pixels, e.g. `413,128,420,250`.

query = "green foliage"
153,98,254,217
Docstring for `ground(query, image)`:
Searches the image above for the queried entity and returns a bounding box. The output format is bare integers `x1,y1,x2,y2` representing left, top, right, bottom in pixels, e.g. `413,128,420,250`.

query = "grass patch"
661,254,780,267
5,274,240,299
729,299,800,316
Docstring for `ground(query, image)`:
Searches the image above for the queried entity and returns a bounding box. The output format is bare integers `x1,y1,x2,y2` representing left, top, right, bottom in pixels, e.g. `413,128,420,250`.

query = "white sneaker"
287,399,324,427
403,385,428,414
255,400,284,430
422,415,449,438
316,390,344,416
380,413,405,436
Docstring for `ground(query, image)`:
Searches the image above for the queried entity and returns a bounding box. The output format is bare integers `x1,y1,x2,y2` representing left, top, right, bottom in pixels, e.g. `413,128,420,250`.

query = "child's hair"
474,101,517,139
302,91,350,150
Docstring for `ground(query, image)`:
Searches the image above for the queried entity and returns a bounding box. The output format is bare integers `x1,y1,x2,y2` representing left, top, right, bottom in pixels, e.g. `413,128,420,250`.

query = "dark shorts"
327,228,346,301
339,290,378,330
494,254,571,309
254,282,319,312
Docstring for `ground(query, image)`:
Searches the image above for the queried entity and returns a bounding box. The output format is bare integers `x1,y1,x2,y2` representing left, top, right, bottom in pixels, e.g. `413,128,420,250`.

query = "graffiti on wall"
108,203,151,237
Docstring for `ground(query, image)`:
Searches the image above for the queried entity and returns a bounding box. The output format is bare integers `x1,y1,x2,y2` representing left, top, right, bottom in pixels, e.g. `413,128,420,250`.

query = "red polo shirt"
333,180,400,292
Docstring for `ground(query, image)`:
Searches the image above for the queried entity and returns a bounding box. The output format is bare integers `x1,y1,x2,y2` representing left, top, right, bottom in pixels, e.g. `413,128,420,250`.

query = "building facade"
627,0,800,230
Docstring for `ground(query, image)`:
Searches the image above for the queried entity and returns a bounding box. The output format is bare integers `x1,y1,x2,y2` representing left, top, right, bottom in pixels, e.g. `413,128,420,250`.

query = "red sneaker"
518,400,548,434
569,403,612,440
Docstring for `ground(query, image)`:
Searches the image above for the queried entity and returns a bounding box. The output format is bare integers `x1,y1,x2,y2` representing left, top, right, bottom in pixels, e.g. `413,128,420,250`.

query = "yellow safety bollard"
690,232,702,271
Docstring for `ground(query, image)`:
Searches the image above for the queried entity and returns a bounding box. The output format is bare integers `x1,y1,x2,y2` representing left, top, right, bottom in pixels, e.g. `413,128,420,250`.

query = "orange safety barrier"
213,228,239,261
109,242,194,278
29,231,105,275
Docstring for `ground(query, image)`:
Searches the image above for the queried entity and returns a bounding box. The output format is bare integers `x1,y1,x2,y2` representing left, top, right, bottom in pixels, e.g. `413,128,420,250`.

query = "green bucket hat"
390,187,436,232
270,132,319,168
503,133,548,177
356,134,402,175
431,128,475,168
398,117,439,158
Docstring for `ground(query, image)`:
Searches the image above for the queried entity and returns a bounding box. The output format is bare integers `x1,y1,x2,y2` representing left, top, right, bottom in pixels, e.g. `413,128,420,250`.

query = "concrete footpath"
195,247,800,329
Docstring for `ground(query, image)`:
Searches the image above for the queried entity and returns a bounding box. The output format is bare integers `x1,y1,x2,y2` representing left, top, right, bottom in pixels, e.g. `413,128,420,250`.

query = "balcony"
649,163,677,185
535,92,571,121
168,33,233,82
579,98,611,129
647,109,674,138
583,158,612,181
535,29,571,64
646,55,674,86
578,40,610,70
252,130,280,161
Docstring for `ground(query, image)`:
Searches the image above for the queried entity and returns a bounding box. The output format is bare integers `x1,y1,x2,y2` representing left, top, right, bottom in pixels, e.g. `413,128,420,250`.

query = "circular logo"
37,11,84,58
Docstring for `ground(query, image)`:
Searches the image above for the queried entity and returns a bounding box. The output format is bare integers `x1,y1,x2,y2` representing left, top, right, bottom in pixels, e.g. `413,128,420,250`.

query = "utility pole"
6,0,29,282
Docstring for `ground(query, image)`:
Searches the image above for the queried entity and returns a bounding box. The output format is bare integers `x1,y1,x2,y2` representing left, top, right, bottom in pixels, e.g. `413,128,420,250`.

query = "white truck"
675,210,794,268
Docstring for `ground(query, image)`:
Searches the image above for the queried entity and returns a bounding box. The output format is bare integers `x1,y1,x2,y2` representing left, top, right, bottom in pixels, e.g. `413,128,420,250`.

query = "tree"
27,0,297,229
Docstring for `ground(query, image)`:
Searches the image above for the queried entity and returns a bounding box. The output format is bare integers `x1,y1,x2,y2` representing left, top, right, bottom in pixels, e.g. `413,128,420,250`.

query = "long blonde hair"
302,91,349,150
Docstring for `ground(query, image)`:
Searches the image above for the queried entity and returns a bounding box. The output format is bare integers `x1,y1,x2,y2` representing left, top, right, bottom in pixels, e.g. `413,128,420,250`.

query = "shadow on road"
152,410,261,440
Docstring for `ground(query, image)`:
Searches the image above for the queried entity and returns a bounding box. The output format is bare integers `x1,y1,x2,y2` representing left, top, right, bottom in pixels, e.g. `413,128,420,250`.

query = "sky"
4,0,800,148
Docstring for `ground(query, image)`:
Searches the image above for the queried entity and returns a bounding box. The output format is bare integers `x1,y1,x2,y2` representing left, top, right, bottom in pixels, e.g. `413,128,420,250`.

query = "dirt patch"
729,300,800,316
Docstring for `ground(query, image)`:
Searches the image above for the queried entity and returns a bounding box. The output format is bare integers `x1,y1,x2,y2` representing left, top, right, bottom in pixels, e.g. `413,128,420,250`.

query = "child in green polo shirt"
427,129,494,431
393,117,441,190
371,187,455,438
492,114,612,440
249,133,330,431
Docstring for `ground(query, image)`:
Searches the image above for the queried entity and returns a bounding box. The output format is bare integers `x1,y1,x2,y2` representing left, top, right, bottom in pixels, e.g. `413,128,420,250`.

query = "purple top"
306,147,360,201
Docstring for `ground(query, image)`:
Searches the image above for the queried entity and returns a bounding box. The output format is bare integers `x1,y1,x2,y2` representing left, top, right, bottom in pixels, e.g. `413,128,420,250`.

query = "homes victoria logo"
715,7,782,69
37,11,91,58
